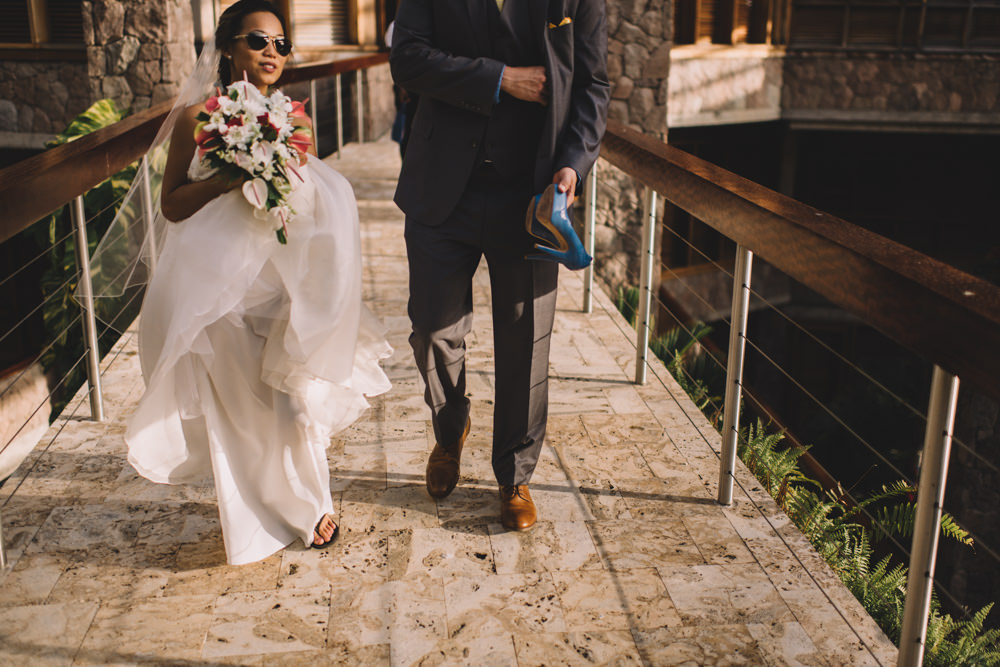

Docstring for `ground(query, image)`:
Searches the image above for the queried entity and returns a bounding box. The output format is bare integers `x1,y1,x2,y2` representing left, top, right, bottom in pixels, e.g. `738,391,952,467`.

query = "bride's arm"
160,105,238,222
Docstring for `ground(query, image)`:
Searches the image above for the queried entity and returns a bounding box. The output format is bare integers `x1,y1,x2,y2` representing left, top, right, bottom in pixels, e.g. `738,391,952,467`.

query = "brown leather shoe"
425,418,471,499
500,485,537,531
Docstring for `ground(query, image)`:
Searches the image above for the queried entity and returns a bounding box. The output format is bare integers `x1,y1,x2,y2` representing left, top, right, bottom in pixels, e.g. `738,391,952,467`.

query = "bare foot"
313,514,337,546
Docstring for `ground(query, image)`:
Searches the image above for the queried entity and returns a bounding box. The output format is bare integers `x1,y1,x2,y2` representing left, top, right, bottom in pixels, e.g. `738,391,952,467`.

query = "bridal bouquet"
194,79,313,243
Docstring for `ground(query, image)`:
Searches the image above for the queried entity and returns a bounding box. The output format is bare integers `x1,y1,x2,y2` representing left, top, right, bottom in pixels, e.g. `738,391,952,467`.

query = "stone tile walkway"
0,138,898,666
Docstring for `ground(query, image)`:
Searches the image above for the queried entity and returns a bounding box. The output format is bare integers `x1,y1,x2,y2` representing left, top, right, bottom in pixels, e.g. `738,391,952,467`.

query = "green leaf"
45,99,127,148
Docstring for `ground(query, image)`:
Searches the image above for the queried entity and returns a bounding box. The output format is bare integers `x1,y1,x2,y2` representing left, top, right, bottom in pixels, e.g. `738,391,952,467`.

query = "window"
674,0,774,45
0,0,83,47
788,0,1000,50
219,0,352,48
293,0,351,47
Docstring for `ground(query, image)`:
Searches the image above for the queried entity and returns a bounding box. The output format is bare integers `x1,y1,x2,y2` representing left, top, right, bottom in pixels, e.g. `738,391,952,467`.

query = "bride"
122,0,391,565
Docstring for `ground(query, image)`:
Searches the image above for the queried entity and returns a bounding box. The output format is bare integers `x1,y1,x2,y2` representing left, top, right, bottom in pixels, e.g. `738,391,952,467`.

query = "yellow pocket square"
547,16,572,28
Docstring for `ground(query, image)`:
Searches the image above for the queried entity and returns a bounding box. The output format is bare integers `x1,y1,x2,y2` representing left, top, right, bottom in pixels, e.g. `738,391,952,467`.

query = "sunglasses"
234,31,292,56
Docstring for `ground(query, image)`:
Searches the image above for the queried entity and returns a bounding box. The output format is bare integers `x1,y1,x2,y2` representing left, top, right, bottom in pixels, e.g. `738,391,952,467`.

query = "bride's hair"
215,0,290,86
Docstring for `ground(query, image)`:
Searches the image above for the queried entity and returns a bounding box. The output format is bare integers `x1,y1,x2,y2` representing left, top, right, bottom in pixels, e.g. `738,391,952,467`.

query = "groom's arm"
390,0,504,115
552,0,610,193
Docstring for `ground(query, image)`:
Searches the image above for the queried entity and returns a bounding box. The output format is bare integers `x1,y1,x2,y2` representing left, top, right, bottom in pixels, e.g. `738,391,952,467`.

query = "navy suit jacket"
390,0,610,225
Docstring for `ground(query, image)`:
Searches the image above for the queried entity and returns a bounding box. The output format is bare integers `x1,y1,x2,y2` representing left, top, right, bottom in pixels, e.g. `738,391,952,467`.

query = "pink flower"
289,99,309,119
290,125,313,155
194,121,221,155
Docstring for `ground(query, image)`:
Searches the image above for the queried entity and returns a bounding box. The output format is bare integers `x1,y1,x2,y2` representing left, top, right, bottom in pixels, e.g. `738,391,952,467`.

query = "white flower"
233,151,254,172
242,178,268,209
251,141,274,169
201,83,301,242
267,205,290,230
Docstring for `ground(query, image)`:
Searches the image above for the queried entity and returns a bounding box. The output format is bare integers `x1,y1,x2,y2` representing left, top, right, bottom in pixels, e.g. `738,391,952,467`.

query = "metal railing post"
356,70,365,143
898,366,960,667
718,246,754,505
309,79,320,154
582,163,597,314
335,73,344,158
634,187,657,385
139,157,157,275
71,195,105,422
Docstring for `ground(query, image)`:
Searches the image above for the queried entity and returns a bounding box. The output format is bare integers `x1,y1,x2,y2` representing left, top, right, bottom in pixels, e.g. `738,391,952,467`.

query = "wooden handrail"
278,51,389,85
0,99,173,245
601,119,1000,400
0,51,390,245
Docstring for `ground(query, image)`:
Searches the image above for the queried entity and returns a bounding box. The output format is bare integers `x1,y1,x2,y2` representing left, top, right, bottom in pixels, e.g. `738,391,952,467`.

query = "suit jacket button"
471,141,478,148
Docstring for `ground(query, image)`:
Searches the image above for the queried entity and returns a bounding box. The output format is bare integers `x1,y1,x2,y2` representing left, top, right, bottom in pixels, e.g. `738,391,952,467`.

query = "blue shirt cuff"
494,66,505,103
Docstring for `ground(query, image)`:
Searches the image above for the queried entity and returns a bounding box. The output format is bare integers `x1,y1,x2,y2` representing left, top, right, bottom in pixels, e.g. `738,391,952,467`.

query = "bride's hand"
162,105,245,222
207,172,241,194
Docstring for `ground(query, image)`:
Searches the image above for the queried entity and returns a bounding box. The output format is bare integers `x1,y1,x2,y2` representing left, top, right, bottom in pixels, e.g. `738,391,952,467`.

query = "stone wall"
668,45,783,127
82,0,197,115
0,1,197,148
606,0,670,136
588,0,672,301
783,52,1000,127
0,62,90,147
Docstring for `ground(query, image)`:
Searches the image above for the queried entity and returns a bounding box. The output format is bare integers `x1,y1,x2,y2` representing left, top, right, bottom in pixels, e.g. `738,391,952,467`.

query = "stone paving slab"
0,138,898,666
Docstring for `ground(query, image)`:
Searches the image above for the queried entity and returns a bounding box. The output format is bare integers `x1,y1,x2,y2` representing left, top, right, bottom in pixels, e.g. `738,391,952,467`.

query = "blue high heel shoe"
525,183,592,270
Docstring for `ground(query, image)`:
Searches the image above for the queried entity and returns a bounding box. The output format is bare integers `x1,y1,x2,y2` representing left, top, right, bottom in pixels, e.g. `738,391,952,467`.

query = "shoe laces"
501,485,529,500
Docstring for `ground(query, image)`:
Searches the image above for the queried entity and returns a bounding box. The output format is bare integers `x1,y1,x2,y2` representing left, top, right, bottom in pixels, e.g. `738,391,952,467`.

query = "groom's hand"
553,167,578,207
500,66,548,105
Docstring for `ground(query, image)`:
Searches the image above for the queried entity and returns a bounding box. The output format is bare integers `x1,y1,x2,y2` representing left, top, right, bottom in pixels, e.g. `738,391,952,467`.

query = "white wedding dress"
125,153,391,565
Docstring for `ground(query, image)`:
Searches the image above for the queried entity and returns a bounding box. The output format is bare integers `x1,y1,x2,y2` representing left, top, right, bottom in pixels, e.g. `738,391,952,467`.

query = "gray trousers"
404,163,559,486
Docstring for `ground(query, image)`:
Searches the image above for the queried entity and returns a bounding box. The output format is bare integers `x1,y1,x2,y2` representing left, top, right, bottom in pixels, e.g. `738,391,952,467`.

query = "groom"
390,0,609,530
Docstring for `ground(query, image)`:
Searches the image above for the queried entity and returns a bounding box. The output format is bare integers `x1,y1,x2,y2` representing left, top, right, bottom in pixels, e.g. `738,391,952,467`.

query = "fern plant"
925,603,1000,666
869,486,973,547
738,420,814,507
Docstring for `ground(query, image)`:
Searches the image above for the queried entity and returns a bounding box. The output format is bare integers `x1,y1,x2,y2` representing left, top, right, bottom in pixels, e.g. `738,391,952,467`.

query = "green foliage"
925,604,1000,666
738,420,814,507
29,99,135,417
615,285,639,330
842,546,909,641
45,99,126,147
611,283,998,663
871,493,974,547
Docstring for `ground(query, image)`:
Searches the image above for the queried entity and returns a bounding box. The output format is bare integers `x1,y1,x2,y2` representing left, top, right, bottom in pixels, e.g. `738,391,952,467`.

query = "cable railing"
584,119,1000,666
0,52,391,571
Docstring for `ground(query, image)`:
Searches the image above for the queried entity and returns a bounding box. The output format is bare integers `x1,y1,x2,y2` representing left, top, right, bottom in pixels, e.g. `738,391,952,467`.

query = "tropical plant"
925,603,1000,666
28,99,136,417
